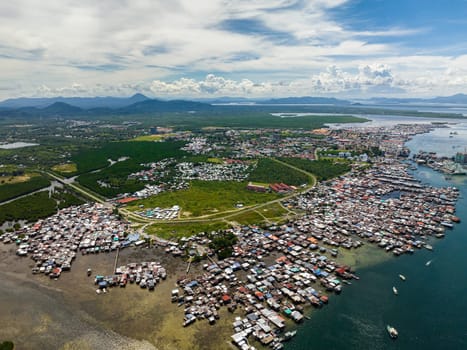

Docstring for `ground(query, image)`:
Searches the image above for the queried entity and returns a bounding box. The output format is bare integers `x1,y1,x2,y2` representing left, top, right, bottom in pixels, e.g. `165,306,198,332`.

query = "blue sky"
1,0,467,99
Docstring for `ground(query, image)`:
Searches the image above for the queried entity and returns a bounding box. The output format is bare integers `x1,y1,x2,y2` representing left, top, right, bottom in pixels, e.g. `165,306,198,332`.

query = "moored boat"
393,286,398,295
426,260,432,266
399,274,406,281
386,325,398,339
283,330,297,341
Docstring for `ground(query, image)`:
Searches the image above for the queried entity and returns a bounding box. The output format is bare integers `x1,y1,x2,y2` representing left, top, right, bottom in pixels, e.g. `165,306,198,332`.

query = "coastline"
0,118,465,350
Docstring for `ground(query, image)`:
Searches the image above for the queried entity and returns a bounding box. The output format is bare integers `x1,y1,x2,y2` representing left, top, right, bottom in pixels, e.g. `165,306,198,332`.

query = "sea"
286,116,467,350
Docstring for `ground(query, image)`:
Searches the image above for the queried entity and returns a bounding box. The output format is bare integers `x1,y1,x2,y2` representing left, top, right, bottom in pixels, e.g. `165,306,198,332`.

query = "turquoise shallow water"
286,124,467,350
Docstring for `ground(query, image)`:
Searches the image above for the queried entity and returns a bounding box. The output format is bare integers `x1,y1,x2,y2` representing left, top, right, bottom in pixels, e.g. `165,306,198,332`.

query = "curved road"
43,159,317,226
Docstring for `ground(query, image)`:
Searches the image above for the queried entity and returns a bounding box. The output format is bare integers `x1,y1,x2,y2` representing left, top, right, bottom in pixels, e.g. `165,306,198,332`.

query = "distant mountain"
429,93,467,104
41,102,83,114
364,93,467,105
194,96,260,104
119,99,213,113
260,96,351,105
0,93,150,109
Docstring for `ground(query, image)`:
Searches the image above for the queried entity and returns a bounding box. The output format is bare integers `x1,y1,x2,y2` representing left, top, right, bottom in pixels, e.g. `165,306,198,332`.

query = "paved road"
43,160,317,226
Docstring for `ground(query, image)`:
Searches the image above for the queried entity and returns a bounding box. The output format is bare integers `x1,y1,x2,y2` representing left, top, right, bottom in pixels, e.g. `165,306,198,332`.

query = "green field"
126,180,281,217
146,221,230,239
278,158,351,181
0,173,50,203
248,158,311,185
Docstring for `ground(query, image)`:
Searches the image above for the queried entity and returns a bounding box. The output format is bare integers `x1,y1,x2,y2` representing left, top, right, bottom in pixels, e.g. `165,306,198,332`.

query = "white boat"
426,260,432,266
399,274,406,281
425,244,433,251
393,286,398,295
386,325,398,339
283,330,297,341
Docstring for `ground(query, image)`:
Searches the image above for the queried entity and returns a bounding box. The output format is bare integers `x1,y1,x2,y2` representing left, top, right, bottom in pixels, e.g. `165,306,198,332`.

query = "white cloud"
0,0,465,99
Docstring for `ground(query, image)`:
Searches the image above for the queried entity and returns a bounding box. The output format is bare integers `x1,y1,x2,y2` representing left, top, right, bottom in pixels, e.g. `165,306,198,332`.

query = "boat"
426,260,432,266
283,330,297,341
386,325,398,339
399,274,406,281
393,286,398,295
425,244,433,251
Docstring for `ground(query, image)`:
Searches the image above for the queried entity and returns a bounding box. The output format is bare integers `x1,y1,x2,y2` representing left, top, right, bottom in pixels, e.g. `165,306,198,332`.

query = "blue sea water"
286,122,467,350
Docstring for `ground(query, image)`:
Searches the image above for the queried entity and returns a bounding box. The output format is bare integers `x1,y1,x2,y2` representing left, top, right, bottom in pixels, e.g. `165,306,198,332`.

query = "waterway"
286,121,467,350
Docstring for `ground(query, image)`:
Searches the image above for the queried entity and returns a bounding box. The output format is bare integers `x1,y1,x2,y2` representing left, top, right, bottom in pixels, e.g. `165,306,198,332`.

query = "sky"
1,0,467,100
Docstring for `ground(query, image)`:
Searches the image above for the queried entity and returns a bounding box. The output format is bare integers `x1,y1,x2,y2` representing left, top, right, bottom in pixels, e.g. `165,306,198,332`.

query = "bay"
286,121,467,350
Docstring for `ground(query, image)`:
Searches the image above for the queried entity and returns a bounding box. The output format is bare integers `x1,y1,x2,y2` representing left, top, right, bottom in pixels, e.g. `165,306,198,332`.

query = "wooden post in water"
113,248,120,274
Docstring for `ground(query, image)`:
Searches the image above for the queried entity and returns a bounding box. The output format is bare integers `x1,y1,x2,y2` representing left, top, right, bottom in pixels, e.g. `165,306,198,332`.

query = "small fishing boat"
425,244,433,251
386,325,398,339
393,286,398,295
426,260,432,266
283,330,297,341
399,274,406,281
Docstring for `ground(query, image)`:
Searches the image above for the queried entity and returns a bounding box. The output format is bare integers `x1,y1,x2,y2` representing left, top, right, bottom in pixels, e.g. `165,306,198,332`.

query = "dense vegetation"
0,341,14,350
278,158,351,181
72,141,187,174
127,180,281,217
0,174,50,202
208,231,238,260
0,189,85,225
74,141,190,197
248,158,310,185
0,191,57,225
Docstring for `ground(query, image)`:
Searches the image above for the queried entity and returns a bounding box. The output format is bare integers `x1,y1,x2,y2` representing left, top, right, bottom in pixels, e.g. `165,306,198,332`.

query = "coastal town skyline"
2,0,467,100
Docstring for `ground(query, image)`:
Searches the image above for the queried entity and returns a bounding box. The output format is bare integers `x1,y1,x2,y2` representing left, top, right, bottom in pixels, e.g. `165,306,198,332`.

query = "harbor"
285,121,467,350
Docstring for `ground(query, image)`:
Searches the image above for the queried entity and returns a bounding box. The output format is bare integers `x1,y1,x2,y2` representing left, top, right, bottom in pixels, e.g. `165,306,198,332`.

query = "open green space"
278,158,351,181
51,163,77,173
131,134,177,141
248,158,311,185
126,180,281,218
146,221,230,239
227,210,267,226
0,173,50,203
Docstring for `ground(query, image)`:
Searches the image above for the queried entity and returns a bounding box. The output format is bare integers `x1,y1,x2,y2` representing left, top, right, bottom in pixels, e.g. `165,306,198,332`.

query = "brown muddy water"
0,244,235,350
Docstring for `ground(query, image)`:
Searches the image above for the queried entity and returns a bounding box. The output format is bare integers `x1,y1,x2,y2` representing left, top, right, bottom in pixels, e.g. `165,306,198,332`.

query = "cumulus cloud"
0,1,465,98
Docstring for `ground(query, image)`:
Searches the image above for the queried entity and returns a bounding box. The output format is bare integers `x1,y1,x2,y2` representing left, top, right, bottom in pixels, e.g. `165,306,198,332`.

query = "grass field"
51,163,77,173
146,221,230,239
126,180,281,217
131,134,176,142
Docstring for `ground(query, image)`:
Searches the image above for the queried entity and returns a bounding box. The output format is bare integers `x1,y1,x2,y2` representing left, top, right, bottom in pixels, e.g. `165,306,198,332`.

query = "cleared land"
51,163,77,173
146,221,230,239
126,180,281,218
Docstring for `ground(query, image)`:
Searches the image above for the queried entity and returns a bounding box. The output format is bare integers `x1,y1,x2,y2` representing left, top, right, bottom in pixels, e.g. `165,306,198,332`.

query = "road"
43,160,317,227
